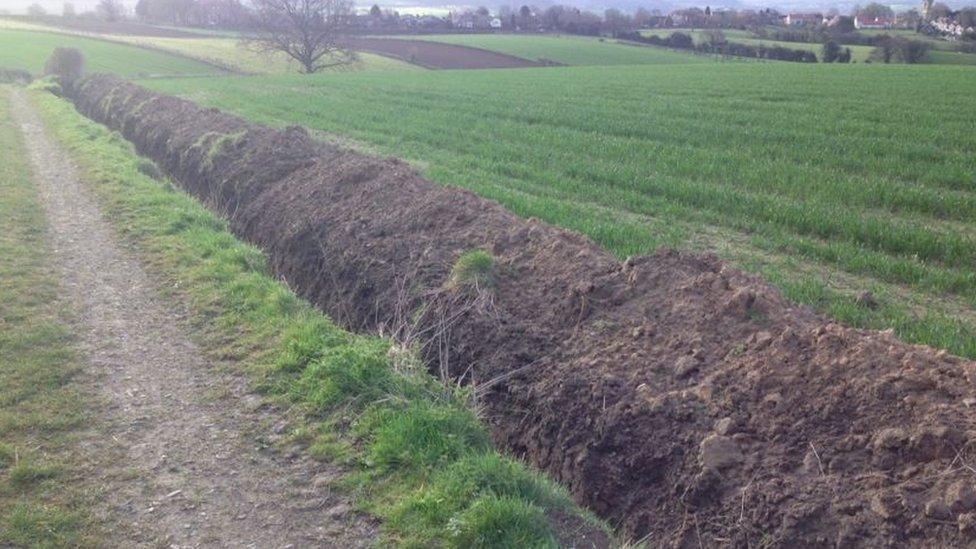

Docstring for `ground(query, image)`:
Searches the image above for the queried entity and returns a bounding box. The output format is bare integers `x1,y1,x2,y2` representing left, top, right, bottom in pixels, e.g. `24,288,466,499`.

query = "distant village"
355,1,975,41
13,0,975,43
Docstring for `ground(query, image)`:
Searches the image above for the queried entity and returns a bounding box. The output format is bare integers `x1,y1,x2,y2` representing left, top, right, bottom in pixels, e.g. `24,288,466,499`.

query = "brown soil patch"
12,88,375,547
67,75,976,547
345,37,556,69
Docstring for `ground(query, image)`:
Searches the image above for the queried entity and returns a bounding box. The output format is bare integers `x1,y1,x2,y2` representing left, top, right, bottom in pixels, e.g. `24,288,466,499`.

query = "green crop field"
0,29,220,77
733,37,873,62
147,62,976,357
107,36,422,74
0,18,418,75
641,28,875,62
857,28,965,51
928,49,976,65
393,33,712,65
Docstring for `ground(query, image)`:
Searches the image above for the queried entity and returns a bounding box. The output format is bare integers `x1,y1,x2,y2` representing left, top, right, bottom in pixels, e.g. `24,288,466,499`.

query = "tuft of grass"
205,129,245,164
30,89,610,546
448,249,495,290
292,338,397,413
0,443,14,469
362,401,491,471
7,462,61,490
3,504,86,548
387,452,576,546
448,495,556,548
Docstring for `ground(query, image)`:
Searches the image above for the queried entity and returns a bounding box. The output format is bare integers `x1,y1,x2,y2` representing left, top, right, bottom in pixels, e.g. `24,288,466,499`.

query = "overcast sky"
0,0,967,16
0,0,105,13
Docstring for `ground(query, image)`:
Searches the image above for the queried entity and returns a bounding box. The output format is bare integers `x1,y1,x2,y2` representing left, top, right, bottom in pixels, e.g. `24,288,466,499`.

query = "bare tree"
97,0,125,21
247,0,356,74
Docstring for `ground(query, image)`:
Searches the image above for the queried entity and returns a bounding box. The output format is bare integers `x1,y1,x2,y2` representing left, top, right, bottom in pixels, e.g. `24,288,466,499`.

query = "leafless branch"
244,0,357,74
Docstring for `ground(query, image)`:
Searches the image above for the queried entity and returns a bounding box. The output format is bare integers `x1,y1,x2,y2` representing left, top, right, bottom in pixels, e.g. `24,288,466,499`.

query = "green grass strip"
0,89,96,547
29,89,609,547
0,28,220,77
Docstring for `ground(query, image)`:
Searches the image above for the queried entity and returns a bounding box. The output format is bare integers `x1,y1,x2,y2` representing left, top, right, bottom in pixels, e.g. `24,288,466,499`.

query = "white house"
854,14,894,29
785,12,823,25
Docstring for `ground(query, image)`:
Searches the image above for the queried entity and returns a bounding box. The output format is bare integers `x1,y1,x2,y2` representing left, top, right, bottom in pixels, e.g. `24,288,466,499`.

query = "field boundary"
0,25,241,76
30,86,610,547
59,74,976,546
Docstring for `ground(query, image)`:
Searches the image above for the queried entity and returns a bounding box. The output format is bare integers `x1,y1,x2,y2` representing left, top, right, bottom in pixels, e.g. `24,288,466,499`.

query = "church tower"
922,0,933,19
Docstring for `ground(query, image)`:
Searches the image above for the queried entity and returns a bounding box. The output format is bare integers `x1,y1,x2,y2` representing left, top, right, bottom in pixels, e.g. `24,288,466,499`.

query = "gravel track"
10,88,375,548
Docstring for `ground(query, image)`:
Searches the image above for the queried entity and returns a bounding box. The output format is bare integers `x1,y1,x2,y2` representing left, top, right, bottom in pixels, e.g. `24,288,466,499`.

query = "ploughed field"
345,37,553,69
386,33,712,65
147,62,976,358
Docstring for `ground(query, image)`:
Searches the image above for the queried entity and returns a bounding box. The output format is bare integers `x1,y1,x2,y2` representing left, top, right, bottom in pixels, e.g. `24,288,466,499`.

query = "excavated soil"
67,74,976,547
344,38,556,69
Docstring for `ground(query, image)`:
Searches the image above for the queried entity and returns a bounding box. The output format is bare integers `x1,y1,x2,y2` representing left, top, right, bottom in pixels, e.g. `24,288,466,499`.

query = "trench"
58,74,976,547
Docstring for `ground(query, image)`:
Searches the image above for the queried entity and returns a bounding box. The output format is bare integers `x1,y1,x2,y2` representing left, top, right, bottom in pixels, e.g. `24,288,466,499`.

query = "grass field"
733,37,873,62
0,29,220,77
393,33,712,65
147,62,976,358
0,18,413,75
0,89,95,546
107,36,422,74
640,28,876,62
927,49,976,65
857,28,969,52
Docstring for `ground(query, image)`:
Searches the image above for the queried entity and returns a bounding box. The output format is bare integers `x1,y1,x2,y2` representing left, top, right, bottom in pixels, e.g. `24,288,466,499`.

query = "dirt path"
8,89,375,547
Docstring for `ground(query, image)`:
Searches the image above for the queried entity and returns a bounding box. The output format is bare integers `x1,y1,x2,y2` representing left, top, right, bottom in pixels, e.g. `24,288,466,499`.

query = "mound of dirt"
68,74,976,547
344,38,557,69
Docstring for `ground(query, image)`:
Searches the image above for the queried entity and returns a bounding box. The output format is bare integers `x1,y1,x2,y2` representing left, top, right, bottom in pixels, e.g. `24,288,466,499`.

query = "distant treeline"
620,31,819,63
765,29,910,47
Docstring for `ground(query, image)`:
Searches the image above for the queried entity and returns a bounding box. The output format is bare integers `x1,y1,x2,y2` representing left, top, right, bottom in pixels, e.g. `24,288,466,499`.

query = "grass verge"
28,89,609,547
0,88,96,546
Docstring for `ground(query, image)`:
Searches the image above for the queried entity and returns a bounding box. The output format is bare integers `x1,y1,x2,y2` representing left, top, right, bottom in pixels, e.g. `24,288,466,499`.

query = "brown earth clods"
344,37,557,69
67,74,976,547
